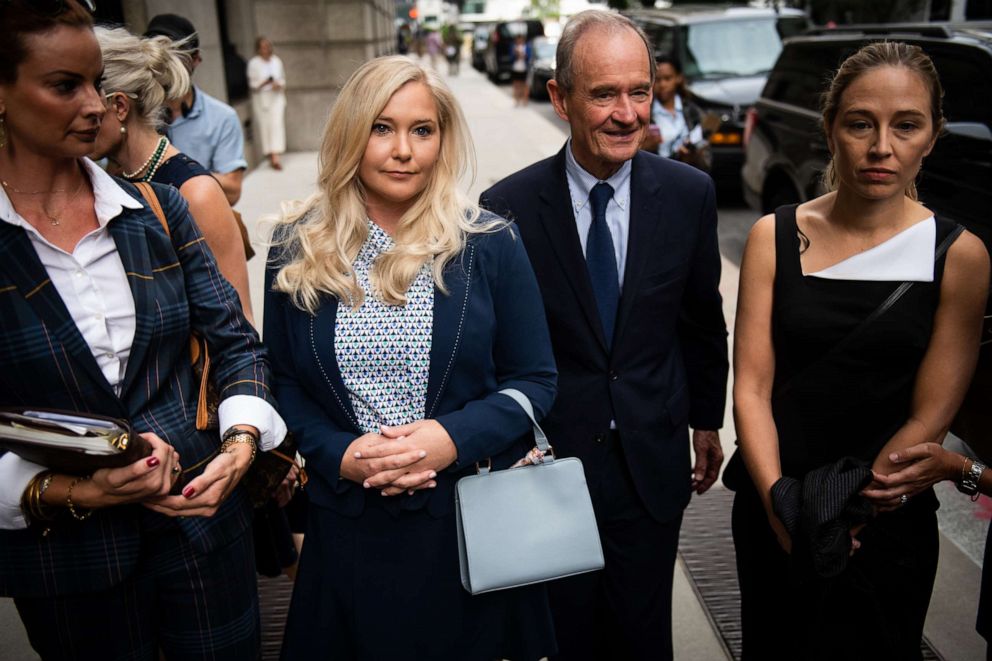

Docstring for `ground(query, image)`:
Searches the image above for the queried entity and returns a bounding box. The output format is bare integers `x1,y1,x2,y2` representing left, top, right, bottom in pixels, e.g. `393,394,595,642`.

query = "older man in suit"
481,10,728,660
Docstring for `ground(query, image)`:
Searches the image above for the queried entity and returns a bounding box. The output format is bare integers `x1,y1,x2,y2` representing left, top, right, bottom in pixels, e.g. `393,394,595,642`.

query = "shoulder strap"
134,182,169,238
775,223,965,397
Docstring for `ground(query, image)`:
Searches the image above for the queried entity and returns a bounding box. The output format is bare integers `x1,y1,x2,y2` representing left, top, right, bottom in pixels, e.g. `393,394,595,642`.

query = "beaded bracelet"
66,475,93,521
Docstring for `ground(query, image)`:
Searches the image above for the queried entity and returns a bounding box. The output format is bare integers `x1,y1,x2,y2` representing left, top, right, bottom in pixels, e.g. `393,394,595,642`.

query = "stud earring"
120,125,127,135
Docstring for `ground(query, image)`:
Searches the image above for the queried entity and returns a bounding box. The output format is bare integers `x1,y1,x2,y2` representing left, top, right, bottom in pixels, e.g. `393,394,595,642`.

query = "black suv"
484,19,545,83
742,24,992,244
625,5,809,187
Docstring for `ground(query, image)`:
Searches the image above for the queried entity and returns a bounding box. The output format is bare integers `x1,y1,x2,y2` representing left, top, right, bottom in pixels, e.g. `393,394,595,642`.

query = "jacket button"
594,433,604,443
609,371,619,381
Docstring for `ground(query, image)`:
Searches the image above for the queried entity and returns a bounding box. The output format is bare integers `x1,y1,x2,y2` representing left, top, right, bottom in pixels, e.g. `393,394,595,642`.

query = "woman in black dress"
731,42,989,660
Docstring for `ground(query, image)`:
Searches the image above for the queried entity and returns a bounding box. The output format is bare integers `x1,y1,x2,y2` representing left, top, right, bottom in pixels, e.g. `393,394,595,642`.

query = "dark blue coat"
0,181,275,597
482,147,729,522
263,218,557,517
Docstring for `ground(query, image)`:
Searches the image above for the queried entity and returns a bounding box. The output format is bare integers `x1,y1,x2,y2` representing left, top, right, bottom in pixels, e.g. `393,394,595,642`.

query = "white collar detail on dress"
806,217,936,282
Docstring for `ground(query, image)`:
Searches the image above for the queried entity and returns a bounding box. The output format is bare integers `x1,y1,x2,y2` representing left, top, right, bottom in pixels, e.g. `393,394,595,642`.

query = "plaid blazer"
0,180,275,598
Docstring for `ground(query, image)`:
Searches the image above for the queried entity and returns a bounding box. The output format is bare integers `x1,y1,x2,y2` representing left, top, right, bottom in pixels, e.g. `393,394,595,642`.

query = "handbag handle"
474,389,554,475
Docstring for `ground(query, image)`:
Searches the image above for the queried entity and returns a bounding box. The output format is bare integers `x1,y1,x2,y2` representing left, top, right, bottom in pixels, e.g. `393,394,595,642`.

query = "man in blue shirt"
145,14,247,205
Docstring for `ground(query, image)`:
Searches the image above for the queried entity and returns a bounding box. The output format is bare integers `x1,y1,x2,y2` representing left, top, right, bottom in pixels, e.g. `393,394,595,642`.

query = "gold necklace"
43,177,86,227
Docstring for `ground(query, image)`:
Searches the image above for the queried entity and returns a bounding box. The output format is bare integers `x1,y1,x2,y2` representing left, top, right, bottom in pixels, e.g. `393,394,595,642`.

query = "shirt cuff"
0,454,46,530
218,395,287,451
213,159,248,174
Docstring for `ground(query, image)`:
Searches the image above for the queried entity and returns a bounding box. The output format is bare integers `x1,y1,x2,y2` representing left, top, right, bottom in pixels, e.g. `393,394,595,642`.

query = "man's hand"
691,429,723,494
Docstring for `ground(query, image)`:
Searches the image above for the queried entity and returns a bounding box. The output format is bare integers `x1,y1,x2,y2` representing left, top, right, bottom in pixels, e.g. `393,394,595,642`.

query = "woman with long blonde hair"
264,55,558,659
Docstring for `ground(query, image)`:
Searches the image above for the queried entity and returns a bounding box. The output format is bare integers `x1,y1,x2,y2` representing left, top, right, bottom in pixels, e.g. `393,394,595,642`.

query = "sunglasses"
0,0,96,15
103,91,136,108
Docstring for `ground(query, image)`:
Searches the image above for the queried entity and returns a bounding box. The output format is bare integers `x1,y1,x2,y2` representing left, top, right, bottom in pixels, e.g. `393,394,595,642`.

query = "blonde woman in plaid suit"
0,2,285,659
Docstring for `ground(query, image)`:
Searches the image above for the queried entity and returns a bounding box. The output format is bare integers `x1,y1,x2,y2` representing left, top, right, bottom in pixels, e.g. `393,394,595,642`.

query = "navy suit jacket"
0,180,275,598
263,218,557,518
481,147,729,522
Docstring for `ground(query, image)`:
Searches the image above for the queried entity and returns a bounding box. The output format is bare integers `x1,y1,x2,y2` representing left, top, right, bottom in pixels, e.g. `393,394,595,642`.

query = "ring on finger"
173,464,181,474
899,494,909,506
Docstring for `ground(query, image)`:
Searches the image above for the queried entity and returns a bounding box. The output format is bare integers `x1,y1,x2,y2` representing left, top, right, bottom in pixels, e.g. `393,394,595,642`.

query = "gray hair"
554,10,655,94
95,26,192,131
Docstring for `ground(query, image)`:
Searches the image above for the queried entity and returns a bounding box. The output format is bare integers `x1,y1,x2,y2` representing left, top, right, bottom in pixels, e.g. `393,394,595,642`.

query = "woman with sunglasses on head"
0,2,284,658
91,25,254,324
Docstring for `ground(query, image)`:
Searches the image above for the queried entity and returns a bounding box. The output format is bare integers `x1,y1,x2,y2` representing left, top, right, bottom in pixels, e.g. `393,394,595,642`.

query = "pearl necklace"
123,136,170,181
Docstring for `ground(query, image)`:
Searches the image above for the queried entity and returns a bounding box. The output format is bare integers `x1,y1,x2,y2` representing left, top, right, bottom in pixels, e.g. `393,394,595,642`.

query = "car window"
534,40,557,60
763,42,855,112
499,21,544,40
682,18,789,78
927,45,992,126
644,23,676,57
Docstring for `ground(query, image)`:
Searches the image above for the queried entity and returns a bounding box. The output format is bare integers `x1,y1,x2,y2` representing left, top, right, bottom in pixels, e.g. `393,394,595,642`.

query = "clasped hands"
340,420,458,497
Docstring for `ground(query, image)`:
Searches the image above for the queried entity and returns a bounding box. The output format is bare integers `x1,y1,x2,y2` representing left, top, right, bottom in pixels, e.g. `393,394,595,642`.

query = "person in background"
145,14,247,206
481,10,728,660
642,54,710,172
265,55,558,660
0,2,285,657
247,36,287,171
510,34,530,107
731,41,988,660
425,28,443,70
443,23,462,76
90,26,254,324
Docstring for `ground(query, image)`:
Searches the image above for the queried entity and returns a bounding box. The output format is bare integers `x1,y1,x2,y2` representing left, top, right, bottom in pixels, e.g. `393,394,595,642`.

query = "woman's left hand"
360,420,457,496
862,442,960,511
142,440,254,517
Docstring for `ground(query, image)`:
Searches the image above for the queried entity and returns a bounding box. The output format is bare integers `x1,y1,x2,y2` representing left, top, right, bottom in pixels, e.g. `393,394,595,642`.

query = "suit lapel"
109,217,157,398
310,300,360,430
537,148,609,351
0,223,121,408
425,244,474,417
615,153,672,342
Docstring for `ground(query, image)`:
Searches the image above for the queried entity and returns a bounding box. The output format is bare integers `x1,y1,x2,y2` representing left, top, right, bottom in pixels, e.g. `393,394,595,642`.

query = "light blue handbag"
454,389,605,595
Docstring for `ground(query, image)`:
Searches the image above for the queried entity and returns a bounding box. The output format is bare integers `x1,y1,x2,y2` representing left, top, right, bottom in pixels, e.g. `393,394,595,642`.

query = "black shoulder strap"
775,223,965,397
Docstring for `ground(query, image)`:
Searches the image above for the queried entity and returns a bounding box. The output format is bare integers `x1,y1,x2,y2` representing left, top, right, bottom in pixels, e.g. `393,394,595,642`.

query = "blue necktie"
586,182,619,346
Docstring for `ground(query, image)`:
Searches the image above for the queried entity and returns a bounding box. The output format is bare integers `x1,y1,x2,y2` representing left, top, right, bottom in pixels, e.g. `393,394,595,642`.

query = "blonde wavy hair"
271,55,500,313
95,26,191,132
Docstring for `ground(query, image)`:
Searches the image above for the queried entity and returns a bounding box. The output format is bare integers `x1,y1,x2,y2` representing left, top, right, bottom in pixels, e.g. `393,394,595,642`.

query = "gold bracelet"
66,475,93,521
221,431,257,464
21,471,56,522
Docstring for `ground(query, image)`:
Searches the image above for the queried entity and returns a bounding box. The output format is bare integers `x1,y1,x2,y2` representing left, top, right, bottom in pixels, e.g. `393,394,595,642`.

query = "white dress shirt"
0,158,285,529
564,139,632,289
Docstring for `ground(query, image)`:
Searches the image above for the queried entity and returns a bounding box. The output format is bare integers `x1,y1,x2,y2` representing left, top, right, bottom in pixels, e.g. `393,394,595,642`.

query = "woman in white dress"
247,36,286,170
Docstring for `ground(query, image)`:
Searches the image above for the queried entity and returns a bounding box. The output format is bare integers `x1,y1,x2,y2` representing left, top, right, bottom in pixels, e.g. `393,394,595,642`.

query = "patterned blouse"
335,221,435,434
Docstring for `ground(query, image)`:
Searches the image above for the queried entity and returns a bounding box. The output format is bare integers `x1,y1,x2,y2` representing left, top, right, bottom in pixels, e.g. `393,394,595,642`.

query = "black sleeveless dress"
731,205,959,661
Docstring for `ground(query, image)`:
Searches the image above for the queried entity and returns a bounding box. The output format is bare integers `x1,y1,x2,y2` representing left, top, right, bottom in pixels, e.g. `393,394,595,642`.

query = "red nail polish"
182,486,195,498
147,457,160,468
